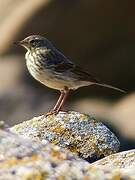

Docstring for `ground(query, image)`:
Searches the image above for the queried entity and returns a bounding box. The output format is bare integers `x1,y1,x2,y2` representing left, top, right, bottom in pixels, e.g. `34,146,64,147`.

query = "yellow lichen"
21,170,47,180
0,154,40,169
50,139,59,144
111,171,121,180
51,126,64,134
56,176,65,180
79,114,89,121
83,176,91,180
68,145,78,153
50,150,67,160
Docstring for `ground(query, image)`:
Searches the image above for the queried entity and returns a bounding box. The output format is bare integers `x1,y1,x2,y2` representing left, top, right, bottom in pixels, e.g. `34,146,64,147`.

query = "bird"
16,35,125,116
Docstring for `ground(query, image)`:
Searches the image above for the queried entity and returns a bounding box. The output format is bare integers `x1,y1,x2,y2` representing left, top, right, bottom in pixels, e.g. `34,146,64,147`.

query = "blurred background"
0,0,134,150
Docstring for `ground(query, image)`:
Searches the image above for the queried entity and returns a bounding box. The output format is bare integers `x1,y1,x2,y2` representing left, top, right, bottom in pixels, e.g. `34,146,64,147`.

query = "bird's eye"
30,39,35,46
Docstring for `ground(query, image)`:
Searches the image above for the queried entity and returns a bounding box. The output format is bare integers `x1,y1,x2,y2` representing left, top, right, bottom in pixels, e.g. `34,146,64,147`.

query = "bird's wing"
45,48,75,71
44,48,125,92
70,65,99,83
49,49,98,83
44,48,74,70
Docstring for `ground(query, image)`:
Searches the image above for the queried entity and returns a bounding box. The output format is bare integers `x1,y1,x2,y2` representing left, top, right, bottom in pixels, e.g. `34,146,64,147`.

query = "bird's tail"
95,83,126,93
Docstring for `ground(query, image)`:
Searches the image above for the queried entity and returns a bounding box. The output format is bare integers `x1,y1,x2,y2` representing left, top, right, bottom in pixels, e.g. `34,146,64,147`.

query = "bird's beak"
14,40,28,50
14,41,23,46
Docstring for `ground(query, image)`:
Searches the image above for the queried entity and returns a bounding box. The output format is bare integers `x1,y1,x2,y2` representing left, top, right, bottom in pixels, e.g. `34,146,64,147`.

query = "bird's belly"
26,57,91,90
26,65,73,90
37,71,78,90
27,67,89,90
32,71,91,90
33,72,76,90
41,77,73,90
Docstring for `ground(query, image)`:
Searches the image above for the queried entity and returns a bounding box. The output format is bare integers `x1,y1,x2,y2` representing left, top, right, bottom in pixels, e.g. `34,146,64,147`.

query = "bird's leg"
46,87,69,116
45,90,65,116
52,91,65,111
56,88,69,112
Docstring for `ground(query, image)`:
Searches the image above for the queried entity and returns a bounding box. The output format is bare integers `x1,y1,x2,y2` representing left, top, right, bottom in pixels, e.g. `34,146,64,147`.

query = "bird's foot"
45,110,59,117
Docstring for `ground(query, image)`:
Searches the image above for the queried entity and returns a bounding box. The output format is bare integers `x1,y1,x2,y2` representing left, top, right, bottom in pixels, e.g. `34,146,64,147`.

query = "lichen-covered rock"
0,129,89,179
88,166,135,180
11,111,120,158
0,129,134,180
92,149,135,169
91,149,135,180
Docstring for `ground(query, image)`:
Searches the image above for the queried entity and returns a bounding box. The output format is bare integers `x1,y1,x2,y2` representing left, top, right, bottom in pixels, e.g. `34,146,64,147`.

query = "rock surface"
0,129,89,179
0,129,134,180
11,111,120,158
93,149,135,169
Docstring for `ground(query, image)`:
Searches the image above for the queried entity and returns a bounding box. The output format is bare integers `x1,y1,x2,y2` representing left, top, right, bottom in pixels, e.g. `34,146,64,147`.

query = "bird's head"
16,35,53,51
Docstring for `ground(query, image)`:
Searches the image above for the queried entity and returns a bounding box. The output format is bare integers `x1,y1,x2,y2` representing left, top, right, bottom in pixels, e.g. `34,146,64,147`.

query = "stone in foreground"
0,129,134,180
91,149,135,180
92,149,135,169
11,111,120,158
0,129,88,179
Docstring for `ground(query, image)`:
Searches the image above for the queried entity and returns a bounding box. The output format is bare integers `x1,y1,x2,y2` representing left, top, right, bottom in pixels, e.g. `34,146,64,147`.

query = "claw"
45,110,58,117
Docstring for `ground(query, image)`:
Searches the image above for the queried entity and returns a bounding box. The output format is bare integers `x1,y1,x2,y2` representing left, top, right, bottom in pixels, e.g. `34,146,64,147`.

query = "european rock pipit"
16,35,125,115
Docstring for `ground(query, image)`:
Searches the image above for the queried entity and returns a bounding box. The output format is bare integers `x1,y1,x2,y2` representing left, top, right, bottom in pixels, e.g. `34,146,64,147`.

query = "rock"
72,95,135,140
91,149,135,180
88,165,135,180
0,129,134,179
11,111,120,159
0,129,89,179
92,149,135,169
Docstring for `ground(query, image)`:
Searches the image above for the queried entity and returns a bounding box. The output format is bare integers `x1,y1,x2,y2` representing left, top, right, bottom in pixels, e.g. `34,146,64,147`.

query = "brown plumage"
17,35,125,115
